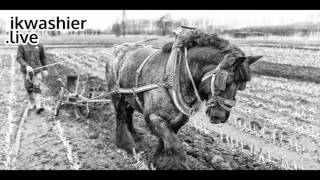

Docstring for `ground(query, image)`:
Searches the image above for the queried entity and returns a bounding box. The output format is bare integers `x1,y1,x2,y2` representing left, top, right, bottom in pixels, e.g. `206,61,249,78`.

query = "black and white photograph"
0,10,320,170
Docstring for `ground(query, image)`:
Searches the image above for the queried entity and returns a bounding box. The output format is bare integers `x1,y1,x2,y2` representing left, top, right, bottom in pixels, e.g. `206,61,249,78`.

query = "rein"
25,59,72,83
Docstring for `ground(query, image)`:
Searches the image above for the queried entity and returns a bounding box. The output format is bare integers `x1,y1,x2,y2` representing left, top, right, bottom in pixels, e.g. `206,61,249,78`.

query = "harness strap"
184,47,201,103
135,49,160,88
132,88,144,111
132,49,160,111
201,54,228,82
201,69,219,82
210,70,217,97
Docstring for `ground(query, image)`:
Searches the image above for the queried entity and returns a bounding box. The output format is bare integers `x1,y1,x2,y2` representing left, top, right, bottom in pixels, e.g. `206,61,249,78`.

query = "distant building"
223,29,266,38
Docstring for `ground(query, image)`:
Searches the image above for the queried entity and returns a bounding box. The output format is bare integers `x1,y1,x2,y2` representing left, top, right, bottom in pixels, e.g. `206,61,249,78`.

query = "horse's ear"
221,56,246,69
247,55,263,65
232,57,246,68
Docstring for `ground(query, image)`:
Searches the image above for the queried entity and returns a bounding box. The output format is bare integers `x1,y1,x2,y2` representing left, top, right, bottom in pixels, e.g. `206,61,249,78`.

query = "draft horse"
105,28,262,169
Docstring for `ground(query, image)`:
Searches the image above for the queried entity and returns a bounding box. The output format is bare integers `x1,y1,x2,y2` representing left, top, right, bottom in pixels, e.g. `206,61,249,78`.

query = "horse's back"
106,44,160,89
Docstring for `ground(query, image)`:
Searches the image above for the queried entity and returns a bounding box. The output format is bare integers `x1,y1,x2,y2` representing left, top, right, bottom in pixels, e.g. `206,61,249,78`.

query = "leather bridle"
165,26,239,116
199,54,237,112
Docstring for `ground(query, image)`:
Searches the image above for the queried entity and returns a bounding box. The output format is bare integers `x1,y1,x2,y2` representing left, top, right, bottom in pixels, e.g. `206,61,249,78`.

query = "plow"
53,71,112,117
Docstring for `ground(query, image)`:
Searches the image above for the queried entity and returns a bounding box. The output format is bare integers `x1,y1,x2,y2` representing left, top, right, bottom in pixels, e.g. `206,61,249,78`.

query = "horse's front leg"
169,113,189,134
145,113,190,170
112,95,136,154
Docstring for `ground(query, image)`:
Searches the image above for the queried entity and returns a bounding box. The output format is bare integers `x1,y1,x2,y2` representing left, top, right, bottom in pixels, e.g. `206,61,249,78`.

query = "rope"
26,70,35,83
134,35,173,44
33,58,72,71
25,58,73,83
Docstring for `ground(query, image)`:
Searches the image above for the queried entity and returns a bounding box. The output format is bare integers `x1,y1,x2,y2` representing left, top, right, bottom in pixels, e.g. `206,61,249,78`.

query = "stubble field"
0,35,319,170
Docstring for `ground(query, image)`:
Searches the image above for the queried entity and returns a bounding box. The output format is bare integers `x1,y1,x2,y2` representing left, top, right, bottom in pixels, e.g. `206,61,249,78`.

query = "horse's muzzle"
206,106,230,124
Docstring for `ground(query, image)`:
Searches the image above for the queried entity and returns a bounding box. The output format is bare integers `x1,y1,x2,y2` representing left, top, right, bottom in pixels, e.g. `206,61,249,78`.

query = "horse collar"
165,46,194,116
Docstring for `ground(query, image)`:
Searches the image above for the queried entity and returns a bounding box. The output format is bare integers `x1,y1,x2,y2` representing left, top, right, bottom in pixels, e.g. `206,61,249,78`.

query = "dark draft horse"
105,30,262,170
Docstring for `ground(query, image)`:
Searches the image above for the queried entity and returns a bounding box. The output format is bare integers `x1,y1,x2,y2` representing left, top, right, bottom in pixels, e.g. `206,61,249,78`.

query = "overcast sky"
0,10,320,30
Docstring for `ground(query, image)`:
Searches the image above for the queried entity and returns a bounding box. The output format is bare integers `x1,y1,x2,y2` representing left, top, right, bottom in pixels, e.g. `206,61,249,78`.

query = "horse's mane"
162,30,231,53
162,30,251,83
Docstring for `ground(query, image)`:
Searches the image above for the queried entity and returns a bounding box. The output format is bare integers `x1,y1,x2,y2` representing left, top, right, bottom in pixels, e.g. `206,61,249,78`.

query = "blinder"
201,69,230,93
213,70,228,91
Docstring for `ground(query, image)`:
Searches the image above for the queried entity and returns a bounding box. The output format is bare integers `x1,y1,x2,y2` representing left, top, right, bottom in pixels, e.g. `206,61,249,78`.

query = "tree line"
111,14,226,36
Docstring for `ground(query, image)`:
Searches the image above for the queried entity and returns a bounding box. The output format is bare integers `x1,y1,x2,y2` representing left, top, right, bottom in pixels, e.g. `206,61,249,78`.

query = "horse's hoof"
116,136,136,154
154,149,190,170
166,160,190,170
116,141,136,154
155,157,190,170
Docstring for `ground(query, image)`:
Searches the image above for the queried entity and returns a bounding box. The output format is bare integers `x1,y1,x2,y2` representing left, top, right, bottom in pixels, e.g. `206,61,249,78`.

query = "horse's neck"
178,56,204,105
178,52,219,105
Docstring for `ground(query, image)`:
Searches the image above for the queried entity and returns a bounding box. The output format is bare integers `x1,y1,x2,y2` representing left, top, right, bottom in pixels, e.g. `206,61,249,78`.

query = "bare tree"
122,10,126,36
156,13,173,36
112,23,122,37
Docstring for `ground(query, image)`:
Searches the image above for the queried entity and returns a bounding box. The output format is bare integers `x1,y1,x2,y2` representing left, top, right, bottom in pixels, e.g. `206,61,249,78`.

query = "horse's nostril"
210,115,220,121
210,116,221,124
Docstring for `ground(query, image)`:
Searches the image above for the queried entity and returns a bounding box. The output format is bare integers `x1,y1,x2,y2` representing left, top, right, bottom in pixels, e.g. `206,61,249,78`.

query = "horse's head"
198,52,262,124
161,31,262,123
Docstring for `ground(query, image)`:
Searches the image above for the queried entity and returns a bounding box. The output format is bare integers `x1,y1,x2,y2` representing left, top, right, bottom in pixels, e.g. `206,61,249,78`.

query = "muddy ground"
0,50,278,170
3,42,318,170
36,53,279,170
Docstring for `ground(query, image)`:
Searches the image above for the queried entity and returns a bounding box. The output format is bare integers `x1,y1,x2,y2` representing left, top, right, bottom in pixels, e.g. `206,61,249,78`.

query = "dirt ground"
0,47,280,170
1,41,319,170
41,57,279,170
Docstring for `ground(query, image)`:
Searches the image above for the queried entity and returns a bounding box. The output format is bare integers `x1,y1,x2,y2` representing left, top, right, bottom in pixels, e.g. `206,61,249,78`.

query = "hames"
10,16,87,30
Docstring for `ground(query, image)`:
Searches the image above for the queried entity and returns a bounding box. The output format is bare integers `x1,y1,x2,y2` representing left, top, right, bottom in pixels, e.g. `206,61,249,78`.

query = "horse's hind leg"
124,105,144,142
112,95,136,153
146,113,190,170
